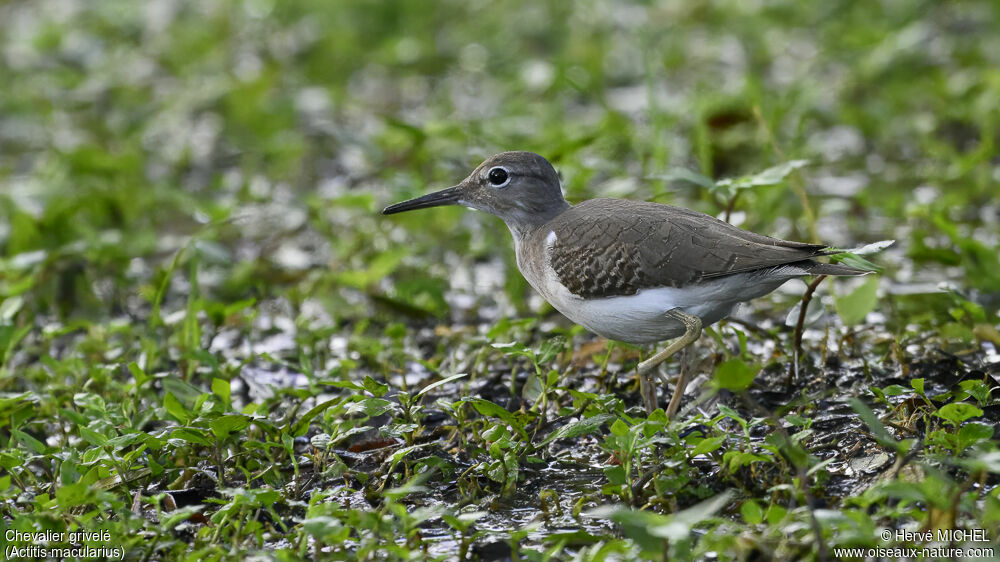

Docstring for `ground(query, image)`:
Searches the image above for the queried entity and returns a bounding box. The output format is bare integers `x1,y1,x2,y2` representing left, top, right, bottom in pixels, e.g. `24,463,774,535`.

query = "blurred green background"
1,0,1000,557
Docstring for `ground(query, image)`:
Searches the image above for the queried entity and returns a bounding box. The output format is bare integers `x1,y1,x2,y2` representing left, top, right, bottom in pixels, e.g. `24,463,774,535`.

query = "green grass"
1,0,999,560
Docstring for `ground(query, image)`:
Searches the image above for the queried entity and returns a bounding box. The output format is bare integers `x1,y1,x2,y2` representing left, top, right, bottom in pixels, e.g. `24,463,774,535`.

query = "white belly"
535,275,752,343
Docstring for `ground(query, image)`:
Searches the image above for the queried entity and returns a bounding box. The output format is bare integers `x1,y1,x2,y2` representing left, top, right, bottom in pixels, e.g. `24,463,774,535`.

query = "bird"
382,151,868,418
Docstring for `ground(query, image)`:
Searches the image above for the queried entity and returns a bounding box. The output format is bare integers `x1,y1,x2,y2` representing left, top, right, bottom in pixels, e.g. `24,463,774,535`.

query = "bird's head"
382,151,569,232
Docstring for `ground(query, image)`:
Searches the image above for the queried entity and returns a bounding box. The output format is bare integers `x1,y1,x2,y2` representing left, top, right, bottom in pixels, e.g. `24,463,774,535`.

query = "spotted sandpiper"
383,152,867,418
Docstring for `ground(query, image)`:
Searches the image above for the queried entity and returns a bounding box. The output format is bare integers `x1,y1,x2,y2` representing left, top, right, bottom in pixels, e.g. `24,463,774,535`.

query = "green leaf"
713,358,759,392
483,424,509,442
302,516,348,541
467,398,527,438
712,160,809,197
415,373,469,398
881,384,910,397
288,398,341,437
362,376,389,397
539,414,614,447
212,378,231,406
957,380,991,405
163,392,190,424
653,490,734,540
957,422,993,450
77,425,109,447
0,325,31,365
169,427,212,447
13,428,48,454
832,252,882,272
74,393,107,414
834,275,879,325
468,397,513,419
161,376,206,405
765,504,787,525
936,402,983,425
0,451,25,471
588,490,734,552
521,372,543,402
717,405,747,428
128,362,149,387
385,445,424,483
347,397,395,418
322,380,365,391
723,450,771,470
603,465,627,485
849,398,902,451
210,414,251,439
690,436,726,457
741,500,763,524
910,378,925,396
537,336,566,364
610,418,630,437
0,295,22,319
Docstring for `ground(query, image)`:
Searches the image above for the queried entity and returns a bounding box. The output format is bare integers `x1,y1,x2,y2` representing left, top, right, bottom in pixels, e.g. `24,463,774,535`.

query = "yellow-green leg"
636,309,703,418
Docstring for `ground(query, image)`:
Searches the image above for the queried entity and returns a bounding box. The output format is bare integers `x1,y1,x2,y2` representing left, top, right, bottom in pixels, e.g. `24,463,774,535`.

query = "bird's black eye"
487,166,510,187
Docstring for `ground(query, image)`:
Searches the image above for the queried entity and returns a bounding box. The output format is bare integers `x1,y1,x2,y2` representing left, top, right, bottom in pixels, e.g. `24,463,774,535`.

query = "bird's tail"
803,262,870,276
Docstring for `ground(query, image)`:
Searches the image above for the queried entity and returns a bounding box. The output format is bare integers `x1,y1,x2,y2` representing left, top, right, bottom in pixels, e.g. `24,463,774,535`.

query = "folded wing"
546,199,860,299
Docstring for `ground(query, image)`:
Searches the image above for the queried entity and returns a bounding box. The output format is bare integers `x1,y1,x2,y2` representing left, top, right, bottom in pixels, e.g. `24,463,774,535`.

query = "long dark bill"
382,185,463,215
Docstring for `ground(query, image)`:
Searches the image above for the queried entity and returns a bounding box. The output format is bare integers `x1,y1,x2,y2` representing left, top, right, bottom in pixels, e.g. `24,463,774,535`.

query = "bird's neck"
504,200,571,244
